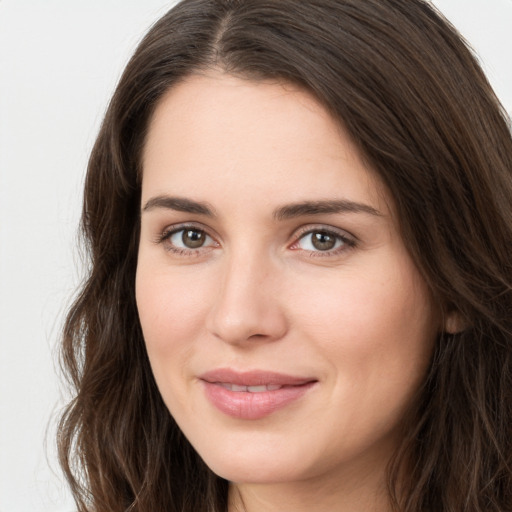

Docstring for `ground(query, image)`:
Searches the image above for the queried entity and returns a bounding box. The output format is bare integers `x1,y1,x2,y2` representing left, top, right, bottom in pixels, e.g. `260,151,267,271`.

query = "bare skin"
136,72,450,511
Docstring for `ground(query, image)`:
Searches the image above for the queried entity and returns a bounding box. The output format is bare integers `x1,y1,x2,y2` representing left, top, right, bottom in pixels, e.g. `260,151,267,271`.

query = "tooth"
218,383,284,392
247,385,267,393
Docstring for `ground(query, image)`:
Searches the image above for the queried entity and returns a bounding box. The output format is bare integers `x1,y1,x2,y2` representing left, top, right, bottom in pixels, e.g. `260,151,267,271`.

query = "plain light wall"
0,1,510,511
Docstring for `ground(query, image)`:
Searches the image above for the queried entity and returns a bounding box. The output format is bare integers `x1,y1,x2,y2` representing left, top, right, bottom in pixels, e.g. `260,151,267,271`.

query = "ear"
444,310,467,334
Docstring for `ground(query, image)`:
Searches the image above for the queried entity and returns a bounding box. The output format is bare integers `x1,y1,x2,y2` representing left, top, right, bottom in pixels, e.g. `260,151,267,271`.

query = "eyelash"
155,224,357,257
155,224,217,257
290,226,357,257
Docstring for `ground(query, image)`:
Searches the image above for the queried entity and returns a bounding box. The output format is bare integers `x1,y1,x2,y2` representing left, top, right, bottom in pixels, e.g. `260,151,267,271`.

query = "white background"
0,1,510,511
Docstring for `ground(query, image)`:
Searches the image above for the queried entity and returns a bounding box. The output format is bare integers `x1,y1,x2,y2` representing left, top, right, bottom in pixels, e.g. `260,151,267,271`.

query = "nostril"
207,306,288,345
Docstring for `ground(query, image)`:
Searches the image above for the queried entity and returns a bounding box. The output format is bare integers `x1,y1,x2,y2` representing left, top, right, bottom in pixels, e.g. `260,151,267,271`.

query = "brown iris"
182,229,206,248
311,231,337,251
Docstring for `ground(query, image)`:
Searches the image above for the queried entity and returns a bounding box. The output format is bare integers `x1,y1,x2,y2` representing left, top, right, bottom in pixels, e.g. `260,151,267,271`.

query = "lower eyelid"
305,243,354,257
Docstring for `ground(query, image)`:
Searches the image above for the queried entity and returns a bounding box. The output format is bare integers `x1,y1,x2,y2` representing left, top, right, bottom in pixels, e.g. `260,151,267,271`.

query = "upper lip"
199,368,317,387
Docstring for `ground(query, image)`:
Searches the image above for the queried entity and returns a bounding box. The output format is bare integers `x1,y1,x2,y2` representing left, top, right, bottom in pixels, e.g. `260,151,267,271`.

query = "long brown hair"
58,0,512,510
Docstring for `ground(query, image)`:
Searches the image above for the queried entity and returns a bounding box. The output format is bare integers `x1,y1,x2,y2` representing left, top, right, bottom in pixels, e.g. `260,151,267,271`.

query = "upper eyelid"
161,221,217,238
292,223,357,241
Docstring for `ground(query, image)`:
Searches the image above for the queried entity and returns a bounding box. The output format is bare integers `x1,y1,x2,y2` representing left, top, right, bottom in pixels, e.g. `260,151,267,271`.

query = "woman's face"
136,73,440,488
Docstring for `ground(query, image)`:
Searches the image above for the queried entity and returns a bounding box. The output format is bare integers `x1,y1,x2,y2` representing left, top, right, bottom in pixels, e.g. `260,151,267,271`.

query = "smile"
199,369,317,420
218,383,283,392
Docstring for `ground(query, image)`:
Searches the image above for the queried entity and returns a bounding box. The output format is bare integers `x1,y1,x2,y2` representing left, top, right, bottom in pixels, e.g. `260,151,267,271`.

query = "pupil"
182,229,205,248
312,232,336,251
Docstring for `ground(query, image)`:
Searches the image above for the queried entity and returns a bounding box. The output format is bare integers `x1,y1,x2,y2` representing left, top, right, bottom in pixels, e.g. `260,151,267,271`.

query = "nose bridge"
206,244,287,345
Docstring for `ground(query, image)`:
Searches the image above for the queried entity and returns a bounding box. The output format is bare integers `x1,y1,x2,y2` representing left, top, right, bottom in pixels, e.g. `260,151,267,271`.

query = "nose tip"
205,260,288,346
210,310,272,344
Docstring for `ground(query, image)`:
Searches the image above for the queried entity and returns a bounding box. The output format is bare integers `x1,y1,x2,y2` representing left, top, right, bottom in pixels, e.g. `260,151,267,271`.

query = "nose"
205,251,288,346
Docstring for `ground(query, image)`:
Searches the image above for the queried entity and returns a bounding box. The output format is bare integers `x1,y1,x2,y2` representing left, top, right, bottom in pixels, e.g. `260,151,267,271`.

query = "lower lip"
201,381,316,420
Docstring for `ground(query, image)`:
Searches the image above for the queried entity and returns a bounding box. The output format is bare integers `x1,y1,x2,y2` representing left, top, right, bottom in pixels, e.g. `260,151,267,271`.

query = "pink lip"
199,368,317,420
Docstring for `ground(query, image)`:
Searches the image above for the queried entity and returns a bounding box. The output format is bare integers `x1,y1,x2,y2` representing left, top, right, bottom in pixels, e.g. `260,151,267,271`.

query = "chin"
194,437,311,484
207,459,306,485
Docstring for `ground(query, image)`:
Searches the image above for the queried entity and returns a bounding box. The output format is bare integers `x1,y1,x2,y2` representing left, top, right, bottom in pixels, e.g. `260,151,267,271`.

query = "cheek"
291,255,438,383
301,276,431,337
135,266,210,367
293,264,437,449
135,266,213,426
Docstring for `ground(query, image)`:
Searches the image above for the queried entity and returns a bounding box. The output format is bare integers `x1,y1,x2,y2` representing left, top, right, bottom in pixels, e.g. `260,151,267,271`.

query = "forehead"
141,72,390,216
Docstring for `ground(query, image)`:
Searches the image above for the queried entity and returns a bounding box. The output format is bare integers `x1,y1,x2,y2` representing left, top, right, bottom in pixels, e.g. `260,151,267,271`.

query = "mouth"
216,383,284,392
200,368,316,387
199,368,317,420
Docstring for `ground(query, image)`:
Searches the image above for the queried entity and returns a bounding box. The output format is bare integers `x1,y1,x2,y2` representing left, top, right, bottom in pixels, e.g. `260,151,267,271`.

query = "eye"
170,228,212,249
158,225,217,254
291,228,355,255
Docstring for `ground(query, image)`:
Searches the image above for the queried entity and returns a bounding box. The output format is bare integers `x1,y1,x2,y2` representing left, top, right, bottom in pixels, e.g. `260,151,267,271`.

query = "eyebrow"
273,199,382,220
142,195,382,219
142,196,215,216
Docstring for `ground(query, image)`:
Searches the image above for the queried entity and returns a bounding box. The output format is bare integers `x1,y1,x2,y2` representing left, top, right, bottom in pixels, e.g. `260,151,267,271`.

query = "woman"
58,0,512,511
